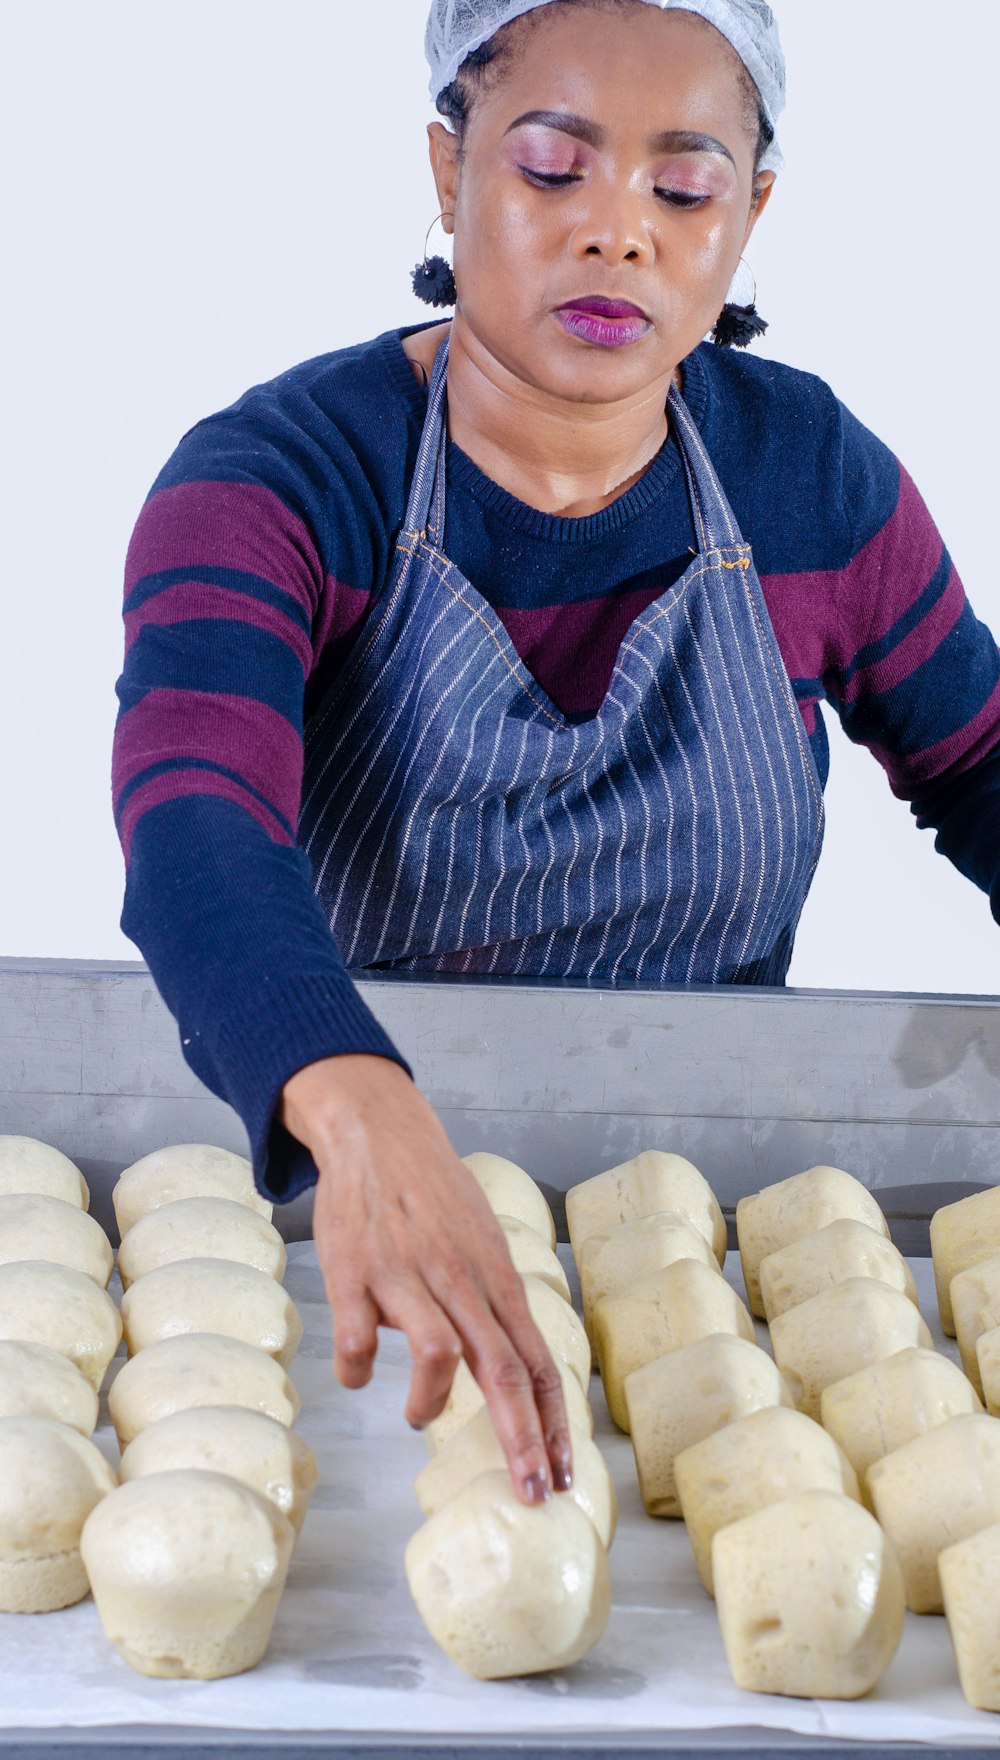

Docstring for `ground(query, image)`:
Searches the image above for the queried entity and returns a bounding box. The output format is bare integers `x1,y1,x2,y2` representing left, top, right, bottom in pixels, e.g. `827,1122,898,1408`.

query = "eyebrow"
504,110,736,166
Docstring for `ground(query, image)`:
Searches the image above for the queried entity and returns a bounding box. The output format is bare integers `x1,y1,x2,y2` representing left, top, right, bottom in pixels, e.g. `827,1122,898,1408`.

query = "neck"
442,317,677,518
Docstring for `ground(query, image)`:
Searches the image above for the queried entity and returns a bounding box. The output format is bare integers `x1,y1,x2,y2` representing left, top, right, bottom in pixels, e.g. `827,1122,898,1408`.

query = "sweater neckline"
378,322,710,543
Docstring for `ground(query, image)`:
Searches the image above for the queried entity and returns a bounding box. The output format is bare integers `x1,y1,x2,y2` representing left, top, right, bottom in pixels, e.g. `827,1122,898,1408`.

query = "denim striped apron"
301,335,824,986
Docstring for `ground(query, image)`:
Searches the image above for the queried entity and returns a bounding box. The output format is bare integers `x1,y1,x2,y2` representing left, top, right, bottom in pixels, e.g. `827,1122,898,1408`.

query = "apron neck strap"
403,329,745,557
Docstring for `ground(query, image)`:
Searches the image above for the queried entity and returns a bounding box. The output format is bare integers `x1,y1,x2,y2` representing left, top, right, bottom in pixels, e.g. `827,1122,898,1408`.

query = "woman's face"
429,4,775,404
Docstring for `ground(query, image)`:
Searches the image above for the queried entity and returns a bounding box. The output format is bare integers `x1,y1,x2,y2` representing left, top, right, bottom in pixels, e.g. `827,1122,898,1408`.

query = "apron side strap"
668,382,742,552
400,330,452,542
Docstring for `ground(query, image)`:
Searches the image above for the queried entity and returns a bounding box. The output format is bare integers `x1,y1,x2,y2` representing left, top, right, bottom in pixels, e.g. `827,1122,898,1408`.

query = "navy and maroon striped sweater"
112,322,1000,1201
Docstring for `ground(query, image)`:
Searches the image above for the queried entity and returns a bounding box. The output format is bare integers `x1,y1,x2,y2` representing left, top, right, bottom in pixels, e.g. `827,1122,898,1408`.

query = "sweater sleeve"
822,401,1000,919
112,401,410,1204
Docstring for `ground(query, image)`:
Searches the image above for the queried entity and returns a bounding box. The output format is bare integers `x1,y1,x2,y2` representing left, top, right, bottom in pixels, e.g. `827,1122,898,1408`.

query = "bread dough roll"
951,1252,1000,1396
939,1521,1000,1711
867,1413,1000,1613
462,1153,556,1248
81,1470,294,1678
119,1406,317,1537
425,1355,592,1453
414,1407,617,1547
674,1405,860,1596
737,1168,889,1319
759,1218,918,1323
521,1273,591,1391
0,1193,113,1288
497,1216,570,1302
566,1150,726,1264
405,1468,611,1678
117,1196,286,1291
714,1489,905,1699
578,1211,718,1342
624,1334,793,1518
121,1258,303,1369
108,1333,300,1448
593,1258,755,1433
0,1415,116,1612
0,1136,89,1209
769,1278,932,1421
0,1261,122,1391
113,1144,271,1237
0,1340,99,1437
820,1346,982,1496
977,1326,1000,1416
930,1185,1000,1336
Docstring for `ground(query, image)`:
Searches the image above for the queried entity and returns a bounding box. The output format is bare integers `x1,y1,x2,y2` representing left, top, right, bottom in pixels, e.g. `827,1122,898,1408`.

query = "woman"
112,0,1000,1508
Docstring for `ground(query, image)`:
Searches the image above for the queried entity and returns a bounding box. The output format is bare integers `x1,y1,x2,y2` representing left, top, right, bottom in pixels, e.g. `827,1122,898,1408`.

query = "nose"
569,180,655,269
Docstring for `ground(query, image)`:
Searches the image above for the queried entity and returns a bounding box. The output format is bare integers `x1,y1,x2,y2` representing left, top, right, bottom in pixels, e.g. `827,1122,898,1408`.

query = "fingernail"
407,1416,425,1432
523,1472,552,1505
552,1463,573,1493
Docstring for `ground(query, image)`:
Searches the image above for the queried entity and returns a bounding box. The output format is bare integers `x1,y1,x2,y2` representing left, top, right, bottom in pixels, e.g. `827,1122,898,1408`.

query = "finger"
378,1275,464,1429
490,1275,575,1493
461,1311,558,1506
331,1286,379,1390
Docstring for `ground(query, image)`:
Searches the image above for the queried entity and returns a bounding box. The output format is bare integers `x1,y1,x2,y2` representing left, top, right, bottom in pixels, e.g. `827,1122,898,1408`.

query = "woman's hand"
281,1054,573,1505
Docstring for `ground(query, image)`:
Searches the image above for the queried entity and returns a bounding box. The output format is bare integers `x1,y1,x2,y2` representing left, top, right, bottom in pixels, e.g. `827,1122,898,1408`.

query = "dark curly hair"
436,1,775,172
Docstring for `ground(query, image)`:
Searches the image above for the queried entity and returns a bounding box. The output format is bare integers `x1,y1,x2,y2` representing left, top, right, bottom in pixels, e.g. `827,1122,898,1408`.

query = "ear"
428,122,461,234
743,168,776,246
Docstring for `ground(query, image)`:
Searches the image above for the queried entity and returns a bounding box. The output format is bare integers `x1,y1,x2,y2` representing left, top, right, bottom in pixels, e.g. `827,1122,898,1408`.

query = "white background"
3,0,998,994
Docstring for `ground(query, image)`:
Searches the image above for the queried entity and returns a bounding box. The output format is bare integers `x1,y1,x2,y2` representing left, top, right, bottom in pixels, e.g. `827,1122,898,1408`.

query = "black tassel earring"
411,213,457,308
711,258,768,349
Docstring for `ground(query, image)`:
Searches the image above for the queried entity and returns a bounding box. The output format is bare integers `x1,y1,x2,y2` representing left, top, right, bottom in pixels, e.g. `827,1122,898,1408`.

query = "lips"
557,296,648,320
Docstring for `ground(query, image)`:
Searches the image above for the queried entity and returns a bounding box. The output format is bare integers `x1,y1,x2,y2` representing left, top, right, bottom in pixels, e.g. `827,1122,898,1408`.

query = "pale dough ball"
113,1144,271,1237
521,1273,591,1391
0,1415,117,1612
108,1333,300,1449
0,1340,99,1436
977,1327,1000,1416
759,1218,918,1323
81,1470,294,1678
820,1347,982,1497
462,1153,556,1248
624,1334,793,1518
951,1252,1000,1397
0,1136,89,1209
577,1211,718,1342
117,1196,286,1291
405,1468,611,1678
593,1258,755,1433
566,1150,726,1264
714,1489,905,1699
0,1193,113,1288
930,1186,1000,1336
497,1215,570,1302
121,1258,303,1369
674,1405,859,1596
769,1278,932,1421
425,1355,592,1453
119,1406,317,1537
867,1413,1000,1613
736,1167,889,1319
414,1407,617,1548
0,1261,122,1391
940,1520,1000,1712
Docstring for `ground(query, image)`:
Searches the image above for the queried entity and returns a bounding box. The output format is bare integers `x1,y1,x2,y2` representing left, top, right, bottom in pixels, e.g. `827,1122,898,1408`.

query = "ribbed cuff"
209,972,411,1202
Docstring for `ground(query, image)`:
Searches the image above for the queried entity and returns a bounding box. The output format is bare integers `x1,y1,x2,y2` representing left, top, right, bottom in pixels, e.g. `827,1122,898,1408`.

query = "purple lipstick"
555,295,650,348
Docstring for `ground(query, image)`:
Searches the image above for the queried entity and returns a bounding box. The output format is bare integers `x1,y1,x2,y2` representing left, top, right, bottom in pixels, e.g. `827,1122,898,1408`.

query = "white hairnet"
425,0,785,171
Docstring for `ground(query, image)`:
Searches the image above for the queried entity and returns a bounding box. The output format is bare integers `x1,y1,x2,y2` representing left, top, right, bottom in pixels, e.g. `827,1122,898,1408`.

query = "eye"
654,188,711,209
518,167,582,189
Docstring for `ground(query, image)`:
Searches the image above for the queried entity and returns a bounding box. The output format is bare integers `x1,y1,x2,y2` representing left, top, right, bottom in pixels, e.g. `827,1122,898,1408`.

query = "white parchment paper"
0,1244,997,1746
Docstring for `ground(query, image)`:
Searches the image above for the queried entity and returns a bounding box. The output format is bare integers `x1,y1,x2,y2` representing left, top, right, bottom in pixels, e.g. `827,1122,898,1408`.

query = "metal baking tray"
1,957,998,1760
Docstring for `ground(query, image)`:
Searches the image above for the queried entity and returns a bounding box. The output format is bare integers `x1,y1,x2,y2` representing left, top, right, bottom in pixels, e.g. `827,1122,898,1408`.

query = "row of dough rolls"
404,1151,615,1679
566,1153,908,1701
0,1137,120,1615
0,1137,315,1681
